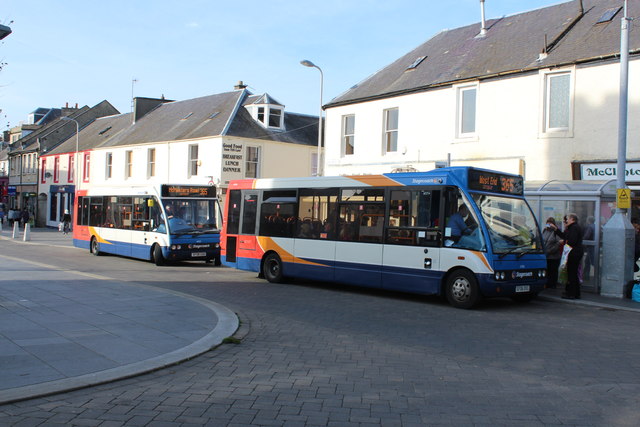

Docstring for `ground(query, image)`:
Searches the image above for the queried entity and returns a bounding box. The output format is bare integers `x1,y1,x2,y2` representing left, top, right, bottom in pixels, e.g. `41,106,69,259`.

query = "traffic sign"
617,188,631,209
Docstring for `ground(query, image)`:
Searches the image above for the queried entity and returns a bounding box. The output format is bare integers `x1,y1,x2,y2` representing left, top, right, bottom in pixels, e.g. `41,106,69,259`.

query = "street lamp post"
300,59,323,176
60,117,80,187
600,0,635,298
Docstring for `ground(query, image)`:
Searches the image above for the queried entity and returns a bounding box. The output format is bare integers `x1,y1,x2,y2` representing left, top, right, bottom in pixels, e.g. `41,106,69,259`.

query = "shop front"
525,179,617,294
47,185,75,227
573,160,640,220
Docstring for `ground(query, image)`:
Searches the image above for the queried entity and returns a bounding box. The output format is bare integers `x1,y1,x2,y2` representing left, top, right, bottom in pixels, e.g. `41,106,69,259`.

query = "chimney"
478,0,487,37
234,80,247,90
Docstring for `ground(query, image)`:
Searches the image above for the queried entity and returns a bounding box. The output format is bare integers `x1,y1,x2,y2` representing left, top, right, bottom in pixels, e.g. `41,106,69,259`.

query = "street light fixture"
300,59,323,176
60,116,80,189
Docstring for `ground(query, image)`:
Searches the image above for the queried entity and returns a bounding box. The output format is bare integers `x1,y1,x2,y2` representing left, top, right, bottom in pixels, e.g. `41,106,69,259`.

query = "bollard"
12,221,19,239
23,223,31,241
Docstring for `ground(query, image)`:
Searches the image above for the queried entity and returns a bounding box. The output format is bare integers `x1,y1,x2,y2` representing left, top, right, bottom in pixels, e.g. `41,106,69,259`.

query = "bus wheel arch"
262,251,284,283
152,244,166,266
90,236,102,256
443,267,482,309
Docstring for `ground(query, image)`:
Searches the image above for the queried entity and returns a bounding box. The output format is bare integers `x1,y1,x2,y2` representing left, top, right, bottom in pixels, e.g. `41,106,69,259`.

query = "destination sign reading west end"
161,185,216,198
467,170,523,196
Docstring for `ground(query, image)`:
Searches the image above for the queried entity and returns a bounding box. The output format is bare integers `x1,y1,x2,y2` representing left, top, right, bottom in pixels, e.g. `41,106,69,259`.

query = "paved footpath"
0,226,238,404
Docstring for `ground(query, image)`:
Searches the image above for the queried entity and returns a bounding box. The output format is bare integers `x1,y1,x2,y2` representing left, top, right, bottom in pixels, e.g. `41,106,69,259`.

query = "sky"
0,0,566,129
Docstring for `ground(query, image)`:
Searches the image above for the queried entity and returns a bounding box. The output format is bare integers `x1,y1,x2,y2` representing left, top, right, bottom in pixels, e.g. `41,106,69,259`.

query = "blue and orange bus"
74,184,222,265
221,167,546,308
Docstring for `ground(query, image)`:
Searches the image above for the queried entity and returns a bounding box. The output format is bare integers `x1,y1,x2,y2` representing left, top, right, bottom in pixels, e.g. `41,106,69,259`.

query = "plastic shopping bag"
560,244,572,269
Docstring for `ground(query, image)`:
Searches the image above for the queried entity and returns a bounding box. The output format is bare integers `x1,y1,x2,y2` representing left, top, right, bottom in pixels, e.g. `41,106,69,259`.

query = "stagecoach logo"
411,178,442,184
191,244,211,249
512,271,534,279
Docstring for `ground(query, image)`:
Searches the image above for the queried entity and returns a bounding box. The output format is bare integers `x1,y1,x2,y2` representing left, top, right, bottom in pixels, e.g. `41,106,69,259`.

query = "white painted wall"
324,58,640,181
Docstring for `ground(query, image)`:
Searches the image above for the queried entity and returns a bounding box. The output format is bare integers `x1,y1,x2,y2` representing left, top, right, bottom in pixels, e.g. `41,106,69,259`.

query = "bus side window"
386,189,441,247
297,188,338,240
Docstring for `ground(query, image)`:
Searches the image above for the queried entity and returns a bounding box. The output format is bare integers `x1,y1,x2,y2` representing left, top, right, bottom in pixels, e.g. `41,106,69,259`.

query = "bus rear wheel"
153,245,165,266
90,237,102,256
262,253,284,283
445,269,481,309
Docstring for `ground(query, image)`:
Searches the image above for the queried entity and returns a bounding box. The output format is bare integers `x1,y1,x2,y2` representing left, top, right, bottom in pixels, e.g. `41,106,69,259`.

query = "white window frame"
245,146,261,178
189,144,199,177
83,153,90,182
455,83,478,140
383,108,399,154
105,152,113,179
540,68,574,137
125,150,133,179
341,114,355,157
147,148,156,178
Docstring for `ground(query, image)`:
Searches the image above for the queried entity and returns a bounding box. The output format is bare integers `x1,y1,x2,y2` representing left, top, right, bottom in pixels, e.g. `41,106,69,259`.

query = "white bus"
73,184,222,265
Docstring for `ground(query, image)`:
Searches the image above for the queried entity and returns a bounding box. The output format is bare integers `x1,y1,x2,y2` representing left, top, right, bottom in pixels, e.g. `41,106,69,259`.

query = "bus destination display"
467,170,523,195
161,185,216,198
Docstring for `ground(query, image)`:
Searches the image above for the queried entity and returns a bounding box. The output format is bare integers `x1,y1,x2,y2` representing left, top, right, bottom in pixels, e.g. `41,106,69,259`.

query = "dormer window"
253,105,283,129
246,93,285,130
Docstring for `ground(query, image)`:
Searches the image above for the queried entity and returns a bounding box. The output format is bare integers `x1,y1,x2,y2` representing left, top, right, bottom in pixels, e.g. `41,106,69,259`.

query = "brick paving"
1,229,640,425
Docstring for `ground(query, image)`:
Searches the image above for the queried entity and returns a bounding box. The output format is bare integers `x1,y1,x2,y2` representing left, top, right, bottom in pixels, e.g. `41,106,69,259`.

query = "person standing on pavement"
62,209,72,235
21,208,30,227
542,217,563,289
550,213,584,299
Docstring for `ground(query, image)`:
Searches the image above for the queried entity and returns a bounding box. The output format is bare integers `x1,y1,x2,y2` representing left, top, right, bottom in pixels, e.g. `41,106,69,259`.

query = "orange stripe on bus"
470,251,492,272
256,236,329,267
345,175,403,187
89,227,112,245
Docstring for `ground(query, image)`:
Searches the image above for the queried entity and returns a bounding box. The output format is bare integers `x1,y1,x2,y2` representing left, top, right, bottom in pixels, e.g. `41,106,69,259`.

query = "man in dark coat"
551,213,584,299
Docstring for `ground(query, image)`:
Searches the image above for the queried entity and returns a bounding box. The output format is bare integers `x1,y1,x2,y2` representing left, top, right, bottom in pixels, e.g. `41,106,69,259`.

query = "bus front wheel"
153,245,165,266
445,269,481,309
262,253,284,283
90,237,102,256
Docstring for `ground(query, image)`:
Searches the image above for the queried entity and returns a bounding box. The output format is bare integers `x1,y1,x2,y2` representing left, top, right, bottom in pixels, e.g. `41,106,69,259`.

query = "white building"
40,86,318,227
324,0,640,213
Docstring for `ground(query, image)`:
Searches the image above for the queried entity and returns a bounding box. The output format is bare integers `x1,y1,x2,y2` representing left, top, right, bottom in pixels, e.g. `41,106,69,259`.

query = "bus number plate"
515,285,530,293
191,252,206,257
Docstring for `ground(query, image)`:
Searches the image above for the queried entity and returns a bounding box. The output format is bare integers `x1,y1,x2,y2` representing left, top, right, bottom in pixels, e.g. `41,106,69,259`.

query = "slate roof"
46,89,318,154
10,100,120,156
327,0,640,107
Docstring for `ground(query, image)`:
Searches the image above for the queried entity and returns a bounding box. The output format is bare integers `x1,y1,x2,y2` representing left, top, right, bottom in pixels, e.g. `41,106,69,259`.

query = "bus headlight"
494,271,506,281
214,243,220,248
538,269,546,278
171,244,182,250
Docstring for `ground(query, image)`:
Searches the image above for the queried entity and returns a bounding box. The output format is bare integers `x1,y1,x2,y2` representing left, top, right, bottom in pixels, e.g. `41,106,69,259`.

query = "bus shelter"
525,179,617,293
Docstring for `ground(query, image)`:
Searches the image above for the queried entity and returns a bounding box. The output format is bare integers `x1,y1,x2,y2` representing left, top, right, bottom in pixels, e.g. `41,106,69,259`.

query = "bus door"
334,189,385,288
382,189,442,294
292,189,337,282
224,190,242,264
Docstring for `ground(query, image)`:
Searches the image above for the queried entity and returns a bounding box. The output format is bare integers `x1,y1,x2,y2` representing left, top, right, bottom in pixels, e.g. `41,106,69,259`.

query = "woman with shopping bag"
550,213,584,299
